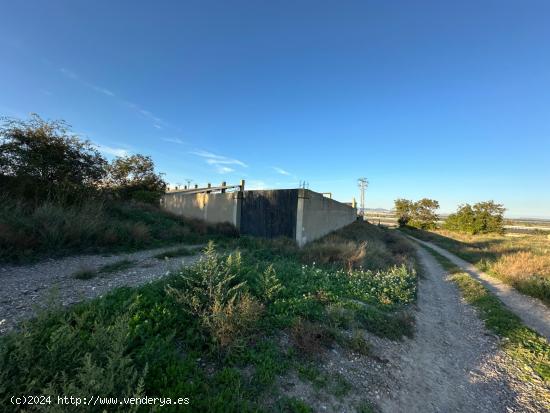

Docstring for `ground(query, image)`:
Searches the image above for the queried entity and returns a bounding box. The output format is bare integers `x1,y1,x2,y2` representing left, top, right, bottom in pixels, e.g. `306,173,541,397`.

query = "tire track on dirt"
376,243,545,412
409,236,550,341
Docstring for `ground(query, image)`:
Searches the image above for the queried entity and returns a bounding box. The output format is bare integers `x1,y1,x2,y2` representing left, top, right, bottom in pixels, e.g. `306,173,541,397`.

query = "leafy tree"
473,201,505,233
105,154,166,203
444,204,476,233
394,198,414,227
0,114,107,202
394,198,440,230
444,201,505,234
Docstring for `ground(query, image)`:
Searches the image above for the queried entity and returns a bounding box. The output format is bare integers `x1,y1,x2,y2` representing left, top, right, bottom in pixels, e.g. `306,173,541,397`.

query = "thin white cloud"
92,86,115,97
59,67,166,129
60,67,79,79
272,166,291,176
162,137,184,144
93,143,129,157
216,166,234,174
191,150,248,168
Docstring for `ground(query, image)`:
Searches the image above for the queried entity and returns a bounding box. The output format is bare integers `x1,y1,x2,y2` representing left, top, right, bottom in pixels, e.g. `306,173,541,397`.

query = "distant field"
363,211,550,233
401,227,550,305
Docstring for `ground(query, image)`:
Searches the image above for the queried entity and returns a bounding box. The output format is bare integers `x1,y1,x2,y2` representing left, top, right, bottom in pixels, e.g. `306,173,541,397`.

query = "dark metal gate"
239,190,298,239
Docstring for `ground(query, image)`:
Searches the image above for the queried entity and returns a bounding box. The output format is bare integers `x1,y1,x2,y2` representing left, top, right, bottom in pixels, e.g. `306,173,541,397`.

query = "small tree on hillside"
444,201,505,234
105,154,166,203
0,114,107,202
394,198,440,230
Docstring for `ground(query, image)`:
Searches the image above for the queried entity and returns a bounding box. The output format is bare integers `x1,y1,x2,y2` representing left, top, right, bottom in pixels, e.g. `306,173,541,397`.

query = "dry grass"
492,251,550,280
301,221,415,272
411,229,550,304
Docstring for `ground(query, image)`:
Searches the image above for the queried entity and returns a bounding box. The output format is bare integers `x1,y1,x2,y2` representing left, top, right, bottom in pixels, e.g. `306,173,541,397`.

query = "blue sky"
1,1,550,218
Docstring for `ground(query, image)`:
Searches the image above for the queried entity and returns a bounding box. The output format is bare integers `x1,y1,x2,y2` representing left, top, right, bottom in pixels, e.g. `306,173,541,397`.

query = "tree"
0,114,107,202
444,201,505,234
394,198,440,230
473,201,505,234
105,154,166,203
409,198,440,230
444,204,476,233
394,198,414,227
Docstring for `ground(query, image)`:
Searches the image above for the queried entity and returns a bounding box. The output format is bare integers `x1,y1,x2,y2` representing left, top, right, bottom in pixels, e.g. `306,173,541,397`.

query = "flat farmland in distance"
363,211,550,233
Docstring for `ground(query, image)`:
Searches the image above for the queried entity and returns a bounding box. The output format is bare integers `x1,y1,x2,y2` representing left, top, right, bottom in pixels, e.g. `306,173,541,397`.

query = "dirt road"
0,245,201,334
376,243,547,412
410,236,550,341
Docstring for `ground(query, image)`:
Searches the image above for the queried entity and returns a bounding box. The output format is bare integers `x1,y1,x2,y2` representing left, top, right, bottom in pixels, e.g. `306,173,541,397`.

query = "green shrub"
444,201,505,234
257,264,283,302
166,242,263,349
394,198,439,229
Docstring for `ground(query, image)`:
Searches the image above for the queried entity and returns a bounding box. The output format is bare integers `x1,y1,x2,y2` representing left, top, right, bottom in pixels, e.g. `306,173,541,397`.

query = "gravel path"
0,245,202,334
374,243,548,413
409,236,550,341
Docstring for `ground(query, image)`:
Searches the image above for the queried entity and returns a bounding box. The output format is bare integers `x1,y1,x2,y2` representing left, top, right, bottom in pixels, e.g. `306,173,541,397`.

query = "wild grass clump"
166,242,263,350
344,330,371,355
289,319,336,357
301,221,415,271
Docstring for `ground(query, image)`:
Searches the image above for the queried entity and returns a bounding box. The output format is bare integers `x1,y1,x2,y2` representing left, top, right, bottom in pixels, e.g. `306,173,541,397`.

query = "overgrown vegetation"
0,197,236,263
394,198,439,229
443,201,505,234
0,114,226,263
425,247,550,387
0,222,417,411
0,114,166,204
402,227,550,305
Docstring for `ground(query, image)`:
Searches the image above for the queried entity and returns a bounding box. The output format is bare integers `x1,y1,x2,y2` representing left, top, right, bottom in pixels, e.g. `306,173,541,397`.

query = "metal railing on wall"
166,180,245,195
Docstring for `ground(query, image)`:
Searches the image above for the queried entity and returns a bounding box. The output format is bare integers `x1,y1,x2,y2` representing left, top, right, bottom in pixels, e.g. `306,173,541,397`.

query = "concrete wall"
296,189,357,246
161,191,240,226
161,188,357,246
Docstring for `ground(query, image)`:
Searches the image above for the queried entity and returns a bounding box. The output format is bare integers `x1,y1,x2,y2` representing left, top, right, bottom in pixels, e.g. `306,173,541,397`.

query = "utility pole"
358,177,368,218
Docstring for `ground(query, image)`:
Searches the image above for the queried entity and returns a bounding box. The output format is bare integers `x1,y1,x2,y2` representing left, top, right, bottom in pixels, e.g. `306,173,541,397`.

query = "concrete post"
295,189,309,247
233,190,243,231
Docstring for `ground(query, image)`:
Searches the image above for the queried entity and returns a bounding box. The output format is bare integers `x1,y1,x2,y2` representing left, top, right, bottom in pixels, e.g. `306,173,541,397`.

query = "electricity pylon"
358,178,368,217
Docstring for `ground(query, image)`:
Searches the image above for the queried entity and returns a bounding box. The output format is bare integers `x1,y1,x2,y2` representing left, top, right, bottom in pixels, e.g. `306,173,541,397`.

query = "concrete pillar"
295,189,309,247
233,190,243,231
